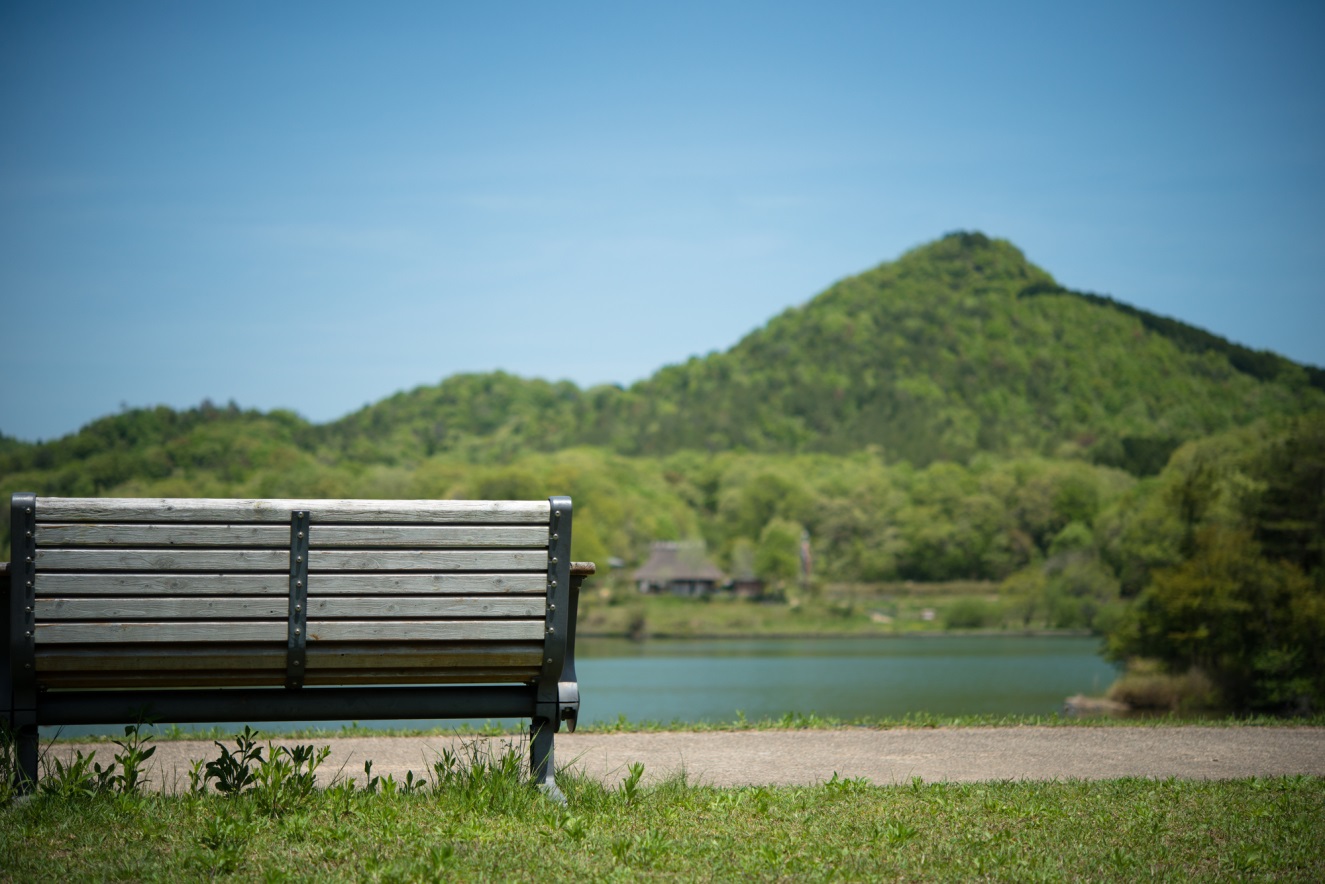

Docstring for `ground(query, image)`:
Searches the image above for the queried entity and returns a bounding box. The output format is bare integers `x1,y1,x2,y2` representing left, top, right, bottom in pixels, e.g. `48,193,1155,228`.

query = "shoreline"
577,627,1098,641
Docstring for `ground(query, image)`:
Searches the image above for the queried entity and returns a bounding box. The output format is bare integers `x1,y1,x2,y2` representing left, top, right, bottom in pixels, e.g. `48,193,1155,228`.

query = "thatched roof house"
633,541,726,597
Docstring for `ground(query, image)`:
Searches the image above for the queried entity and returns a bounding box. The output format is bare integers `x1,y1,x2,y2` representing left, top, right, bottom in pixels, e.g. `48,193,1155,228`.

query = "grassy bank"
3,766,1320,881
577,580,1065,638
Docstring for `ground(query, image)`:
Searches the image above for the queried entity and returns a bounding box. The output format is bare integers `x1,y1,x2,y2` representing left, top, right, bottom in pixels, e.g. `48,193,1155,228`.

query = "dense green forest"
2,233,1322,711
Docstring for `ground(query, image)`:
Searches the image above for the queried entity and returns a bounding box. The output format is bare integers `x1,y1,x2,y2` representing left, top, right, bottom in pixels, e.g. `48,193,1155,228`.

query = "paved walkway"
48,727,1325,792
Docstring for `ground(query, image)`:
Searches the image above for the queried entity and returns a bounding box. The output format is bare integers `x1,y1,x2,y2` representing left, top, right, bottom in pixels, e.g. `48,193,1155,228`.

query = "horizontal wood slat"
36,497,550,524
310,550,548,571
37,619,544,644
36,523,548,549
35,574,291,596
39,672,289,689
36,596,546,620
303,643,544,669
312,526,547,549
38,523,287,548
37,549,288,571
37,598,288,620
38,668,541,689
35,549,549,572
35,642,543,672
302,668,539,686
34,572,547,596
37,645,285,671
306,574,547,595
306,597,544,618
38,621,287,643
306,620,544,642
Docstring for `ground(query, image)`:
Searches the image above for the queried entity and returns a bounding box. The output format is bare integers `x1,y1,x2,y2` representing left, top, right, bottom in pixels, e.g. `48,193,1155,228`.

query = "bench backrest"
8,495,572,692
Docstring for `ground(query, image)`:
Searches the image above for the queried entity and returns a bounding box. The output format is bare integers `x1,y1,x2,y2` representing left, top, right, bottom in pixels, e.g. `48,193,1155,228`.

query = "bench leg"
14,720,38,795
530,717,564,804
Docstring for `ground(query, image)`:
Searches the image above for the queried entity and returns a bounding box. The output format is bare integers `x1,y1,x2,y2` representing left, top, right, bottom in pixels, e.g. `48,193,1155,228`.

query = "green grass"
8,726,1323,880
2,771,1321,881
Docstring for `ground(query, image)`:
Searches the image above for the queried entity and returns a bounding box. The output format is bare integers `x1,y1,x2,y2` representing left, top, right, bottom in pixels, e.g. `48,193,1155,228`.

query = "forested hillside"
322,233,1324,470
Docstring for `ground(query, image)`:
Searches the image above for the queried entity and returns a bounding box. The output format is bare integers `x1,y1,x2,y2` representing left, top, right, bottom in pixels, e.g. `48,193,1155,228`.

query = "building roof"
633,541,726,583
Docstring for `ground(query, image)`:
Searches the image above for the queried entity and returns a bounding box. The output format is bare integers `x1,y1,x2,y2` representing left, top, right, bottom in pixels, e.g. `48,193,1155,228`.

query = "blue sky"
2,1,1322,442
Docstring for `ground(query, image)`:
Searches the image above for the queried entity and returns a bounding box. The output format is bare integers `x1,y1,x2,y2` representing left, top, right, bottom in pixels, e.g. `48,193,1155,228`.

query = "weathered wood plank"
310,550,547,571
35,596,545,620
35,523,549,549
37,523,289,548
306,597,544,618
39,548,546,572
36,548,545,569
37,621,287,643
39,672,287,689
38,668,541,689
307,574,547,595
36,549,288,571
36,597,289,620
301,668,541,686
34,573,545,596
310,525,547,548
37,497,550,524
37,619,544,643
36,645,285,671
306,620,544,642
305,643,544,668
35,641,543,671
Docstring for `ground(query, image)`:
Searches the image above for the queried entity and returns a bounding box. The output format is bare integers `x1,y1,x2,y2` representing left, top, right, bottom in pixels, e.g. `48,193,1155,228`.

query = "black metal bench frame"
2,492,590,798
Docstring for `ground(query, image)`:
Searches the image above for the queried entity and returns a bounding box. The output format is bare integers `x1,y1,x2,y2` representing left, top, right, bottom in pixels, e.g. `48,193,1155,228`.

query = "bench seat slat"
37,619,545,643
37,497,550,524
36,596,546,620
36,524,548,549
35,573,547,596
36,549,549,571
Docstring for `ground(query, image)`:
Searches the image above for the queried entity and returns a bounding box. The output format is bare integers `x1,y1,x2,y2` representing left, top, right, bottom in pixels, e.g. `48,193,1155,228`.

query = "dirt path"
47,727,1325,792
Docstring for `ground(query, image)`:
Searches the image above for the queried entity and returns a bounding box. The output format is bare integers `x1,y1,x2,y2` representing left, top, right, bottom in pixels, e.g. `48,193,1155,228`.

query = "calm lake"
44,635,1117,738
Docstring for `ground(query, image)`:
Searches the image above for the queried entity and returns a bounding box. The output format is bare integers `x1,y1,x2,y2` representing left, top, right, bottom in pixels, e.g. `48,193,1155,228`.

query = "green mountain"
327,232,1324,471
4,232,1322,490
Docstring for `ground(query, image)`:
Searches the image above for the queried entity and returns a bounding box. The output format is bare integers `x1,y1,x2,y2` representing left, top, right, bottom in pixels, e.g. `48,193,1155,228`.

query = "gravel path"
48,727,1325,792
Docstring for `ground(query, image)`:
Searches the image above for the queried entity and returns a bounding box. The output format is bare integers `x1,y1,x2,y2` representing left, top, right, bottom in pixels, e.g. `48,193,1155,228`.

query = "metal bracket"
536,497,574,726
9,493,37,714
286,510,309,689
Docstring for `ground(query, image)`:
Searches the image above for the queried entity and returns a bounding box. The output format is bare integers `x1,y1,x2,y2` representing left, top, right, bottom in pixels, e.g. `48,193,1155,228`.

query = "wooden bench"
2,493,591,798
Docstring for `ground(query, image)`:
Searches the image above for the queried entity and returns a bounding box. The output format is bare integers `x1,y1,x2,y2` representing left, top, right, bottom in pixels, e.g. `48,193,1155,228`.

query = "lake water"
576,635,1118,724
42,635,1117,737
